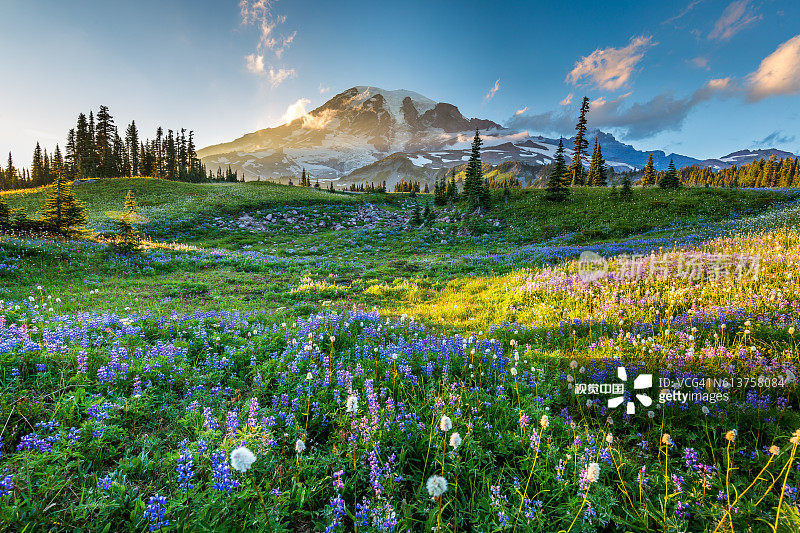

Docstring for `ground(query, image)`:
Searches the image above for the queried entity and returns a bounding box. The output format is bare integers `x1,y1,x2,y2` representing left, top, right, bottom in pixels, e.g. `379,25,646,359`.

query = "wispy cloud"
559,93,573,106
514,106,528,116
240,0,296,85
566,35,656,91
484,78,500,101
662,0,705,25
690,56,710,70
245,53,264,74
268,67,296,87
746,34,800,102
281,98,311,124
708,0,761,41
508,78,734,139
752,130,796,147
318,84,330,94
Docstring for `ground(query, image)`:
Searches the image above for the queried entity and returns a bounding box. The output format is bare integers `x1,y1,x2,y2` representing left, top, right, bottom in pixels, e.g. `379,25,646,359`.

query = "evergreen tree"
642,154,656,186
65,129,77,180
620,174,633,201
569,96,590,186
659,159,680,189
32,143,44,186
545,137,570,201
125,121,140,176
410,203,422,226
95,105,115,176
4,152,15,191
463,129,489,210
0,194,8,229
40,167,87,235
110,190,143,252
588,139,607,186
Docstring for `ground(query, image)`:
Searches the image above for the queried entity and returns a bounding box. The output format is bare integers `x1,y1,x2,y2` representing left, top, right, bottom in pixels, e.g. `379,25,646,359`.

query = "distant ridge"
198,86,798,184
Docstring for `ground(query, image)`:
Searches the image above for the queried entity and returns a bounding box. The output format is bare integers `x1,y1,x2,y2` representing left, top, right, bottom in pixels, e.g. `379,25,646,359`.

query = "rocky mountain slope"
199,86,798,185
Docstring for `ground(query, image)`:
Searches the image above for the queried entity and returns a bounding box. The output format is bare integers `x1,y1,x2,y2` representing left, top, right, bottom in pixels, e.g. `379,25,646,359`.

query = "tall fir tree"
65,129,77,180
32,143,44,186
463,129,489,210
4,152,16,191
95,105,115,177
569,96,590,186
588,139,607,186
40,165,87,235
125,121,140,176
642,153,656,186
659,159,680,189
545,137,570,201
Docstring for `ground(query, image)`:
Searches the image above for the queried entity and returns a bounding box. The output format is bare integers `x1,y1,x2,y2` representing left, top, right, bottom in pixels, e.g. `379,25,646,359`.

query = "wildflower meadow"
0,180,798,533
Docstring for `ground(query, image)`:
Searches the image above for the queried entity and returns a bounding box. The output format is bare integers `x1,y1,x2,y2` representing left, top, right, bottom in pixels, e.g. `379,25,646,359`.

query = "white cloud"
318,84,330,94
508,78,734,139
566,36,656,91
559,93,573,106
245,54,265,74
663,0,706,25
241,0,296,83
708,1,761,41
281,98,311,124
268,67,296,87
514,106,528,116
690,56,710,70
484,78,500,101
746,34,800,102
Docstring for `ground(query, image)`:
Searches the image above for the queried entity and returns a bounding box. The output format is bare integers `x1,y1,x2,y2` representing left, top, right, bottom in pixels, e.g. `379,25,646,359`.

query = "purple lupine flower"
97,475,113,490
143,494,169,531
202,407,219,430
0,472,13,497
176,453,195,492
211,450,239,492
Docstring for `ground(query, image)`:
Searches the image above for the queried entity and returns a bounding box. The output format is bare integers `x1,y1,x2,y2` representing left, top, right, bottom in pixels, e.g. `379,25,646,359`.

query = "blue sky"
2,0,800,165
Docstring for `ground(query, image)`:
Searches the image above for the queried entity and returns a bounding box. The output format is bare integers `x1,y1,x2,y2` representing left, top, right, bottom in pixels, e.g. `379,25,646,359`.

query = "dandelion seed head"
439,415,452,432
230,446,256,473
426,475,448,498
586,462,600,483
346,395,359,414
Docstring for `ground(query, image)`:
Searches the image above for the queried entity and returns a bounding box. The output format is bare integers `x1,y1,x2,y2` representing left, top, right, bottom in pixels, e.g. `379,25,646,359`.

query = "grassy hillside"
0,177,375,231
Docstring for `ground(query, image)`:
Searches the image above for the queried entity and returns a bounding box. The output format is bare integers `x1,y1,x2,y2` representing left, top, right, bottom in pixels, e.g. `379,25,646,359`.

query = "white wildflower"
449,432,462,450
346,395,359,414
586,462,600,483
295,439,306,454
230,446,256,473
540,414,549,429
426,475,448,498
439,415,452,432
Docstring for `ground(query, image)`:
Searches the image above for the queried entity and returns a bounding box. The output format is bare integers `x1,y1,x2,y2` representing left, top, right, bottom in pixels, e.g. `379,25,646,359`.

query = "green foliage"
463,130,490,211
545,137,570,202
108,190,144,253
569,96,590,186
588,138,607,187
39,173,87,235
642,153,657,186
660,159,680,189
620,174,633,201
0,195,9,229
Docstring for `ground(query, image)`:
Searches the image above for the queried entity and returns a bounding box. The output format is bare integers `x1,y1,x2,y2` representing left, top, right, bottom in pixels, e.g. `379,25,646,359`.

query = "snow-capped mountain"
702,149,799,169
198,86,798,185
197,86,500,181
